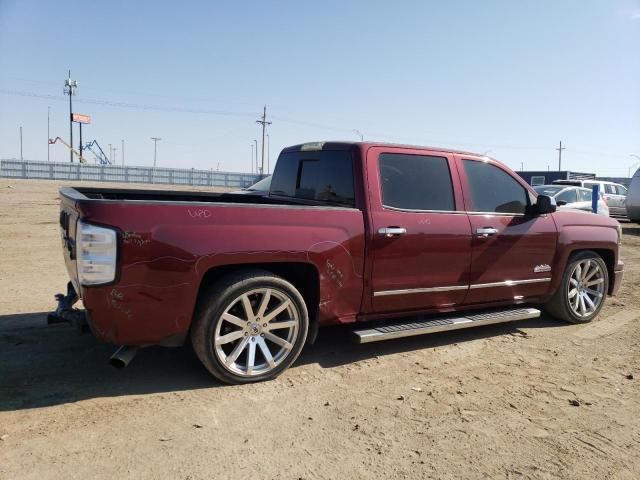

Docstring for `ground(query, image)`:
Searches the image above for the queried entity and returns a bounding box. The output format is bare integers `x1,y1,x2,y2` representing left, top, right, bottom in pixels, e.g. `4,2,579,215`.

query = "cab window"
379,153,455,211
463,160,528,214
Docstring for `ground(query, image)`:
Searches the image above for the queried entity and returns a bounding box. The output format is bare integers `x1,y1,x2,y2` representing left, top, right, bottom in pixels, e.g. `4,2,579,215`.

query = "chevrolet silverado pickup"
54,141,624,384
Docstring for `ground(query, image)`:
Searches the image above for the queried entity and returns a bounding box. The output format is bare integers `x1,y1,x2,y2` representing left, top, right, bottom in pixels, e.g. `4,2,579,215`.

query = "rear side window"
270,150,355,206
605,184,616,194
379,153,455,211
463,160,528,214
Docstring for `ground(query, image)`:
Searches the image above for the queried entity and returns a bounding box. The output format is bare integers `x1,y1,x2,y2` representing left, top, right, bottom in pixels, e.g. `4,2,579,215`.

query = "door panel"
371,211,472,312
366,148,472,314
457,156,558,305
465,213,557,304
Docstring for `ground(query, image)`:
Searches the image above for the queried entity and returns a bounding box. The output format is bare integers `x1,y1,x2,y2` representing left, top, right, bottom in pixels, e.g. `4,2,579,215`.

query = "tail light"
76,221,117,286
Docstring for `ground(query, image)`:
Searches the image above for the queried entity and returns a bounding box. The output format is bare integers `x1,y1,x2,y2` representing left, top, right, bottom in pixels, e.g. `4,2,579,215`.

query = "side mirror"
556,200,568,206
535,194,557,214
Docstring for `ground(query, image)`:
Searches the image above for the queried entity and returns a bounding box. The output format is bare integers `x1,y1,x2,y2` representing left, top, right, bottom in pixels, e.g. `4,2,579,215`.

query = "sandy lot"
0,179,638,480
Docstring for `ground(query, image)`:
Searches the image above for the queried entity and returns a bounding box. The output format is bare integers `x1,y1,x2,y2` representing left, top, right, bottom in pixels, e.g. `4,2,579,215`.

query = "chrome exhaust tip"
109,346,139,368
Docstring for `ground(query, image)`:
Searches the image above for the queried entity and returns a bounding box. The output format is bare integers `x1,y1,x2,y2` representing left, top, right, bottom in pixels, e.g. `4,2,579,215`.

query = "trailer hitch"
48,282,88,334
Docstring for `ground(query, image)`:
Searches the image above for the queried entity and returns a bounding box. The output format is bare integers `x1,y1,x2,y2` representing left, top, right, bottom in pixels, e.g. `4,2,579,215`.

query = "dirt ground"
0,179,638,480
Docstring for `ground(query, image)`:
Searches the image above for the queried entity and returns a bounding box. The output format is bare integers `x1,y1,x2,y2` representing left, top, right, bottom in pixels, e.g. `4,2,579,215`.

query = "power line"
2,88,636,163
0,89,255,118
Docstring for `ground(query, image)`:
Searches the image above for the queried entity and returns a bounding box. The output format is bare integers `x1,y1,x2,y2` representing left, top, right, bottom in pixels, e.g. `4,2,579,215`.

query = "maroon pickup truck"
54,142,624,384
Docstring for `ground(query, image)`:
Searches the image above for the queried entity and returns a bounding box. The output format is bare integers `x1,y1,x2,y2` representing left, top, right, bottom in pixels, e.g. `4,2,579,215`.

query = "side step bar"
353,307,540,344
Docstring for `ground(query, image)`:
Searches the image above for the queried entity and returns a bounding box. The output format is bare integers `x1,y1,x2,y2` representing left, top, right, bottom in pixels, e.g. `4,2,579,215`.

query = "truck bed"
62,186,295,205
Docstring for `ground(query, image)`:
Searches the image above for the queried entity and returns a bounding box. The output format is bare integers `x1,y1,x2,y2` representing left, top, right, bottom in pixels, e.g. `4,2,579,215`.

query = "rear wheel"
191,270,308,384
544,251,608,323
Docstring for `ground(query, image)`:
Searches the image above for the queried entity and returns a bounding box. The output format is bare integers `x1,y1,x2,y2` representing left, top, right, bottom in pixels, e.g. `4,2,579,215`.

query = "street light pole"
151,137,161,167
251,142,253,175
629,154,640,177
266,133,270,174
47,107,50,162
253,139,259,174
352,129,363,141
19,126,23,161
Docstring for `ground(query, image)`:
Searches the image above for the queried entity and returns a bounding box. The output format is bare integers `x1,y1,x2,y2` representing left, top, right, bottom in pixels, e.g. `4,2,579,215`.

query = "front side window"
605,184,616,195
616,185,628,195
463,160,528,214
270,150,355,206
556,188,578,204
378,153,455,211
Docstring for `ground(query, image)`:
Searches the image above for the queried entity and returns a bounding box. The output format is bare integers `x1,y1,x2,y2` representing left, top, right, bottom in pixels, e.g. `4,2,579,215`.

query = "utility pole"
19,126,23,161
121,139,125,165
112,147,118,165
256,105,271,176
151,137,161,167
266,133,270,174
556,141,566,171
64,70,77,163
47,107,51,162
108,143,113,163
253,139,258,174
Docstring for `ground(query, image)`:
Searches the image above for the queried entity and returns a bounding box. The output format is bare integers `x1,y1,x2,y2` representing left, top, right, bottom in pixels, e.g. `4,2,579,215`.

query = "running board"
353,307,540,344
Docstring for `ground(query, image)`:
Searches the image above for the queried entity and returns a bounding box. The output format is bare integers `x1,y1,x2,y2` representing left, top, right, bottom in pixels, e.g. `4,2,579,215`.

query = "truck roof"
282,141,487,159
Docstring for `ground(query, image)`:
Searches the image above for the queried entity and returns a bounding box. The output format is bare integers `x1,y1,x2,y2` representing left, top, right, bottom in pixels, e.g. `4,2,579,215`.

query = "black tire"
191,269,309,384
544,251,609,324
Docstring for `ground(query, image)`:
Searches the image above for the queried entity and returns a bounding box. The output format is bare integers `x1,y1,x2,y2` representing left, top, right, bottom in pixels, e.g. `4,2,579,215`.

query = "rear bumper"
610,260,624,296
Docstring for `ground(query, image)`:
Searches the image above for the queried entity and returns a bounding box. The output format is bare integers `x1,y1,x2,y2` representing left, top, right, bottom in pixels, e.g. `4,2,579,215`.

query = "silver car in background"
625,169,640,222
534,185,609,216
553,179,627,216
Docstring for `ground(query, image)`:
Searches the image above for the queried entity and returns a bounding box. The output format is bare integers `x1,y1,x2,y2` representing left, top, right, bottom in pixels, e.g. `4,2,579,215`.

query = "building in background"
516,170,595,186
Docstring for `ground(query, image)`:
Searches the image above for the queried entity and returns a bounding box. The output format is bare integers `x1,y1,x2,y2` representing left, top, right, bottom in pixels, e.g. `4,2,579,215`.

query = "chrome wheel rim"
213,288,300,377
567,259,605,319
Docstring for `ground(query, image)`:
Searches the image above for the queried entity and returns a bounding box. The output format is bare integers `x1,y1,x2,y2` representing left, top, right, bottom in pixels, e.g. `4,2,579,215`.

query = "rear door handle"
475,227,498,237
378,227,407,237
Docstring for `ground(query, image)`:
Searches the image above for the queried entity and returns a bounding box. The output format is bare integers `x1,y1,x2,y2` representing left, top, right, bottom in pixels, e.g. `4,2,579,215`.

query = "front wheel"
191,269,309,384
544,251,609,324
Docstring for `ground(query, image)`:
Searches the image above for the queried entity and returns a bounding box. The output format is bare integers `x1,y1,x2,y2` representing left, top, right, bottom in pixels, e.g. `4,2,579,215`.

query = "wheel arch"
193,262,320,342
564,248,615,295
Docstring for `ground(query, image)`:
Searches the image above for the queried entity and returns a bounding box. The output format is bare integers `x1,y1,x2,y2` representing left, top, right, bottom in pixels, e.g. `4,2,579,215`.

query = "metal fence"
0,159,261,188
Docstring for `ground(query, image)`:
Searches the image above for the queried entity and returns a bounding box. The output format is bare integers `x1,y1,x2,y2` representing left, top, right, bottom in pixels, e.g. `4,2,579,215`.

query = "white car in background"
552,179,627,216
534,185,609,216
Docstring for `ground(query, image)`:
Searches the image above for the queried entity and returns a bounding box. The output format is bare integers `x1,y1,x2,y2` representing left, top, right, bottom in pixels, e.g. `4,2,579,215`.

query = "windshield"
533,186,563,197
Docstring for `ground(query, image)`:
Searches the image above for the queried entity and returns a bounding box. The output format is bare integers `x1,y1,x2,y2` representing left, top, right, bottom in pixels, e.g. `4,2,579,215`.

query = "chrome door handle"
378,227,407,237
475,227,498,237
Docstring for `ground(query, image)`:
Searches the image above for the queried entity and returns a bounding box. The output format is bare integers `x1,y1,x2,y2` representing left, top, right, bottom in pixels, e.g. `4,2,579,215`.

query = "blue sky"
1,0,639,175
